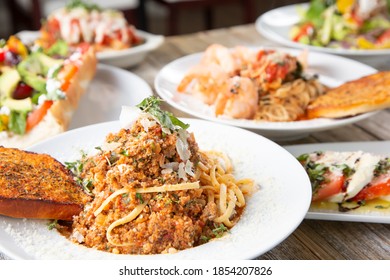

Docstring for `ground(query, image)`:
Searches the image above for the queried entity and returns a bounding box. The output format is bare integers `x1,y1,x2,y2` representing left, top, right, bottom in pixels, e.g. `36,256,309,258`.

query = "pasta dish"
177,44,326,122
66,97,256,254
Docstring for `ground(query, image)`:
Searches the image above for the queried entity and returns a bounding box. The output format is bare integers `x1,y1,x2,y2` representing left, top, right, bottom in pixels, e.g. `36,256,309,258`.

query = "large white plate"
69,64,152,129
17,30,164,68
285,141,390,223
0,119,311,259
154,47,377,141
255,3,390,66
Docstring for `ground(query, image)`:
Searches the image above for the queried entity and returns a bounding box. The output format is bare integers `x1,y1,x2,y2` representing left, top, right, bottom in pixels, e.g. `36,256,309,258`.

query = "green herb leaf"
136,96,189,131
66,0,101,11
47,220,58,230
212,223,228,238
9,110,27,135
136,193,144,203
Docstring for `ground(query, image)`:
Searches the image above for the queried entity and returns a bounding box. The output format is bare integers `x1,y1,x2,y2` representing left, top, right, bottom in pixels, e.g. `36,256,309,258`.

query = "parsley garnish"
136,96,189,132
212,223,228,238
136,193,144,203
47,220,58,230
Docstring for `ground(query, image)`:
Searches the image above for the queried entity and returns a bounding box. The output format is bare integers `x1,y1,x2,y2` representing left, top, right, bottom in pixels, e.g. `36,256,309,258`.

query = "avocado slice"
17,52,64,94
2,97,32,112
0,68,21,101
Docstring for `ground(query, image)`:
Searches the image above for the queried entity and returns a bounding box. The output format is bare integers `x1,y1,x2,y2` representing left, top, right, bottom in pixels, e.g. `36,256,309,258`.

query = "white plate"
154,47,377,141
0,119,311,259
17,30,164,68
255,3,390,66
285,141,390,223
69,64,152,129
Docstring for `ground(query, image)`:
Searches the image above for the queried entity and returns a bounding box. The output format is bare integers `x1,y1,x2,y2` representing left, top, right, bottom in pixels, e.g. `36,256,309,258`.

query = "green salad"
290,0,390,49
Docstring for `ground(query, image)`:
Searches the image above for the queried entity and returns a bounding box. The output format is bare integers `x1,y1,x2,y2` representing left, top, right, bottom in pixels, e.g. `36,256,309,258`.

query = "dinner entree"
298,150,390,212
290,0,390,50
0,97,256,255
0,35,96,148
38,0,143,53
177,44,326,122
177,44,390,123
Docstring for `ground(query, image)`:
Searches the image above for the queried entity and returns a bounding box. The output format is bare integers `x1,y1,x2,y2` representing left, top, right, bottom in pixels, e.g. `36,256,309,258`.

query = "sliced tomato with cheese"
312,172,345,202
352,174,390,202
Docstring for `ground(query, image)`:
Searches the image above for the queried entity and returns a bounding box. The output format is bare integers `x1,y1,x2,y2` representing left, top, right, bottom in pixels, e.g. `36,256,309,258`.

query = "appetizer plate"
69,64,152,129
0,119,311,259
285,141,390,223
17,30,164,68
154,47,378,141
255,3,390,66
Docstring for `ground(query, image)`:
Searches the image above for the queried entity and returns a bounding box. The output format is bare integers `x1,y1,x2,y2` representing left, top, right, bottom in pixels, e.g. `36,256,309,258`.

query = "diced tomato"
25,100,53,132
376,29,390,46
312,172,345,202
58,63,78,91
292,22,314,42
0,50,5,62
352,176,390,202
76,42,91,53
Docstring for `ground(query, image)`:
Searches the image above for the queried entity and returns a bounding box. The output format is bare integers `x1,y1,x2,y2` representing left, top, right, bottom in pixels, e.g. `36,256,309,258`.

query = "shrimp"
200,44,238,75
177,64,229,105
214,76,259,119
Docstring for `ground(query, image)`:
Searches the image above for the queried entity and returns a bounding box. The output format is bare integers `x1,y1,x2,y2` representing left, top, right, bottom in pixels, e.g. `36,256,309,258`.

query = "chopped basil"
337,164,355,177
374,158,390,177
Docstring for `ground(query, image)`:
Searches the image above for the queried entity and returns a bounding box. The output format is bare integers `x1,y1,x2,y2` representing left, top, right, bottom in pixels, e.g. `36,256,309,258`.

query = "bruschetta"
0,36,97,148
38,0,143,52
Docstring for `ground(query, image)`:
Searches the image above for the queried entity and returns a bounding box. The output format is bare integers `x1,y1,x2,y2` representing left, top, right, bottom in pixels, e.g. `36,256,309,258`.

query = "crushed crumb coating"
71,118,230,254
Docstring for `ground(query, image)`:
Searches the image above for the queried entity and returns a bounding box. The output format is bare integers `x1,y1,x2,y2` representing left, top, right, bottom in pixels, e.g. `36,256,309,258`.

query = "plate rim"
69,62,153,130
0,118,311,260
255,3,390,56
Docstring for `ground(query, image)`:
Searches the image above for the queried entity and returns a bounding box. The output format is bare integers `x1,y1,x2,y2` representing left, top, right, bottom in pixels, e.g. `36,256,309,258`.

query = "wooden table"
1,24,389,260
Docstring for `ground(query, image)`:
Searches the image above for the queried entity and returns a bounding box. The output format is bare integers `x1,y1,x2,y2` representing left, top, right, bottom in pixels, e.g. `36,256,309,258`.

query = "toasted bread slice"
0,147,90,220
307,71,390,119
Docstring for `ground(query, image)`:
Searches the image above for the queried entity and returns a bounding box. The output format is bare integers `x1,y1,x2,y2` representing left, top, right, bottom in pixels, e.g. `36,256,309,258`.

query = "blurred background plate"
255,3,390,67
17,30,164,68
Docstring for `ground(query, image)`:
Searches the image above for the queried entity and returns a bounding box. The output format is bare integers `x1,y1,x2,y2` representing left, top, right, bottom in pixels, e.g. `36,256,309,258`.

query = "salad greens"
290,0,390,49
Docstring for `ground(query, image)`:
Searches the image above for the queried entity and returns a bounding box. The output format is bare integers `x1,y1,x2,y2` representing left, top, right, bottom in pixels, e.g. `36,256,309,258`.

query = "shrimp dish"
177,44,326,122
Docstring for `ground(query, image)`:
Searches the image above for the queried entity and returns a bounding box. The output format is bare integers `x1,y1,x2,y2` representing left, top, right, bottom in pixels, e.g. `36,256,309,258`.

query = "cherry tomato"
376,29,390,46
292,22,315,42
